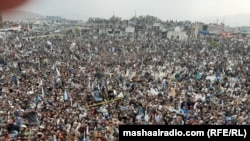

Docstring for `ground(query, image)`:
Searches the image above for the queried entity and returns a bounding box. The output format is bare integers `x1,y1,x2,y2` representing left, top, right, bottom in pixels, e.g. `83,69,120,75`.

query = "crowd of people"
0,30,250,141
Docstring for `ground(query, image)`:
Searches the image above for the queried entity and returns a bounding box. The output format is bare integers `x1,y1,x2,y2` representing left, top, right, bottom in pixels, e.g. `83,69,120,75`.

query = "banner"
119,125,250,141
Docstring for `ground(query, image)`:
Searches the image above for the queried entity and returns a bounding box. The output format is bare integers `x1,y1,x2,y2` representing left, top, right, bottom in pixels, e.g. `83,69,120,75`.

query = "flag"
161,79,166,91
83,131,85,141
52,80,56,89
88,80,91,90
47,41,52,46
68,92,73,107
93,91,103,101
35,95,42,103
52,64,55,70
123,79,126,90
64,90,68,101
41,87,45,97
12,75,17,85
39,79,43,87
17,77,20,86
88,53,92,63
97,83,101,92
56,67,61,77
178,97,182,111
53,135,57,141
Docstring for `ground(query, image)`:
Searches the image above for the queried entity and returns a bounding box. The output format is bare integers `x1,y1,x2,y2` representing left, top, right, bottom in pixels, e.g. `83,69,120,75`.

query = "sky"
8,0,250,26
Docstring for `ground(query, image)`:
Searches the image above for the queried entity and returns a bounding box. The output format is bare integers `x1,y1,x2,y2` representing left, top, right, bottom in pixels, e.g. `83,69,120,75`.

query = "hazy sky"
13,0,250,26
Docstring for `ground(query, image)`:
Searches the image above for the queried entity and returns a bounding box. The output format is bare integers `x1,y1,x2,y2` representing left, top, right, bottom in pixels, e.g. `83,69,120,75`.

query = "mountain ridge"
2,10,250,27
2,10,44,21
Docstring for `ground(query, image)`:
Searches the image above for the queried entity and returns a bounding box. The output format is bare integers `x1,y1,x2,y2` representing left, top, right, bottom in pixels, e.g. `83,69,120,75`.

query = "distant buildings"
2,14,250,41
83,16,192,40
45,16,63,23
167,26,188,40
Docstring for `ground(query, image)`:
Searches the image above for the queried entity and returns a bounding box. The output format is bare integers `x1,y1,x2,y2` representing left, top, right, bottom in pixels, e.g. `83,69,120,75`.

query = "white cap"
102,109,108,113
39,125,45,129
20,125,27,128
242,98,247,102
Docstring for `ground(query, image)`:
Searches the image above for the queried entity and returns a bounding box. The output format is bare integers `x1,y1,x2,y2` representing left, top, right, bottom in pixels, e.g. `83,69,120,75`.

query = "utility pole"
222,18,225,32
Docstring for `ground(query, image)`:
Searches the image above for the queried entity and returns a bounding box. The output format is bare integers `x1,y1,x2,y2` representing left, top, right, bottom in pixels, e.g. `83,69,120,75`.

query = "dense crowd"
0,32,250,141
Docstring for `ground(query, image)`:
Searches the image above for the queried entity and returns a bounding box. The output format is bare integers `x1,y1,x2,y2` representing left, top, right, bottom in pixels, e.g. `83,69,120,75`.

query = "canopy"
198,30,210,35
219,32,233,38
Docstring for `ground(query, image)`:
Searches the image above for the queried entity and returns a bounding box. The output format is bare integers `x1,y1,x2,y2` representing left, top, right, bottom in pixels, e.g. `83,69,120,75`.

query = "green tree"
87,17,94,23
138,16,145,21
145,15,158,23
210,41,218,47
74,26,80,36
109,16,122,23
130,15,161,23
130,16,137,21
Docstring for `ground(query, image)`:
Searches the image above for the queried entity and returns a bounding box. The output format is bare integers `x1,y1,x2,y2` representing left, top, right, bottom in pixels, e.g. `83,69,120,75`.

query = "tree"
87,17,94,23
138,16,145,21
145,15,158,23
210,41,218,47
74,26,80,36
130,16,137,21
130,15,161,23
109,16,122,23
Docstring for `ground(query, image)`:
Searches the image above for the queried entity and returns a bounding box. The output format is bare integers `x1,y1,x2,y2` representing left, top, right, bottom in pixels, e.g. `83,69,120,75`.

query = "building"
208,23,224,34
239,26,250,37
125,27,135,34
191,23,200,39
46,16,63,23
167,26,188,41
152,23,161,30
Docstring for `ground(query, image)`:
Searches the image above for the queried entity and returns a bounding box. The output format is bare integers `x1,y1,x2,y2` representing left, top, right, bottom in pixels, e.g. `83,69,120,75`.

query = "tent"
219,32,233,38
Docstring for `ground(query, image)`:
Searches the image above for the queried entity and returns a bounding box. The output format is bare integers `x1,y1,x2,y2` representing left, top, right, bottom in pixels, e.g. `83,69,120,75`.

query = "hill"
2,10,44,21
